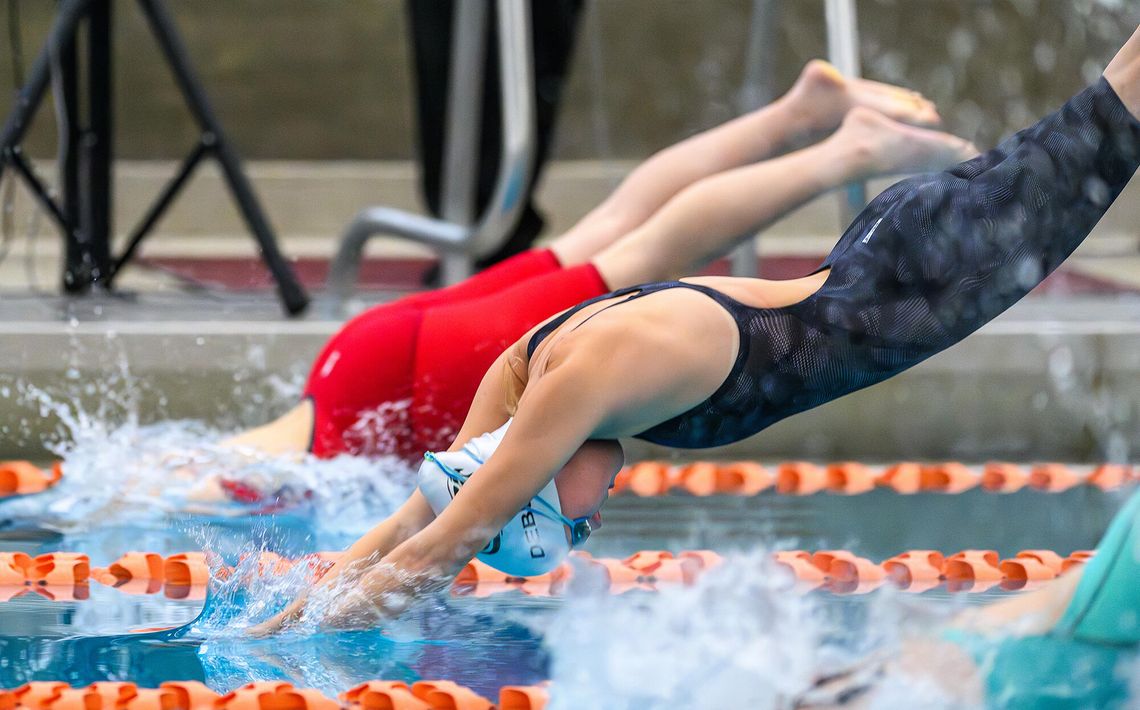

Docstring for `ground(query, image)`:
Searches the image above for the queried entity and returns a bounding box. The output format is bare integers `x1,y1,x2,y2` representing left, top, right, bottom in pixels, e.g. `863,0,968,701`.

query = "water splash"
0,382,415,548
542,552,970,709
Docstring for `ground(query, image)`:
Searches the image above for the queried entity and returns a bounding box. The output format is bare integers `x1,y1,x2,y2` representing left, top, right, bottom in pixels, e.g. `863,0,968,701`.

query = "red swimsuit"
303,249,609,459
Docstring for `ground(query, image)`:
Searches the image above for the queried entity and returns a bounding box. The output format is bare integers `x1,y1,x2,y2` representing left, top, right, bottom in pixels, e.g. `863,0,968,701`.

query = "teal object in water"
958,632,1134,709
1054,489,1140,645
943,489,1140,707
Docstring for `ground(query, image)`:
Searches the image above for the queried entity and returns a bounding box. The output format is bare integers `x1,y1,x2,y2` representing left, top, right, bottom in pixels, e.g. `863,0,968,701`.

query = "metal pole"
58,11,86,291
441,1,488,228
85,0,114,284
437,1,489,284
825,0,866,227
730,0,779,278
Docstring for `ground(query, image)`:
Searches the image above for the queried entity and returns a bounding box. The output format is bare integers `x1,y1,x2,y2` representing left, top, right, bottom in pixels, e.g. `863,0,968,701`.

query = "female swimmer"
256,25,1140,632
212,60,960,468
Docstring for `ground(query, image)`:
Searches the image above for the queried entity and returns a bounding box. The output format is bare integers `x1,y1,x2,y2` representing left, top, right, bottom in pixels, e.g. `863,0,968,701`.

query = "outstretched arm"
249,489,436,634
316,313,730,626
383,347,623,579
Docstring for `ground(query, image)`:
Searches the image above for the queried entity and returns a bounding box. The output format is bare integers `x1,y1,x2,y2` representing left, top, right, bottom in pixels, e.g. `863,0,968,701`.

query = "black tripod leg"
58,20,88,292
135,0,309,315
0,0,95,291
0,0,93,152
85,0,114,284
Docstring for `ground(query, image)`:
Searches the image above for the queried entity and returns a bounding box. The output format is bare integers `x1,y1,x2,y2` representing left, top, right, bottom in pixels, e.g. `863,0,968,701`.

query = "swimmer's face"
554,440,625,527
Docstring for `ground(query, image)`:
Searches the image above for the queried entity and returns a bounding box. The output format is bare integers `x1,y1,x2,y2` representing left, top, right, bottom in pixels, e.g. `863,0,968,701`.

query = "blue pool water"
0,417,1137,707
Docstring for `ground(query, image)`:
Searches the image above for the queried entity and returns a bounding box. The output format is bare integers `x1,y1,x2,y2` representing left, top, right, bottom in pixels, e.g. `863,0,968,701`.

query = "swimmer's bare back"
449,271,831,450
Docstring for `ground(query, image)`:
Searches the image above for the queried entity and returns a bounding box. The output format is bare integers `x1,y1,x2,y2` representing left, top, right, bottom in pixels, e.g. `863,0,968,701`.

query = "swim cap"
417,421,587,576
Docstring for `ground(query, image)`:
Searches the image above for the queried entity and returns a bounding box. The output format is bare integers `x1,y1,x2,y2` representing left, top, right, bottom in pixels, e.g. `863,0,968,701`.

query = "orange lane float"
1,682,549,710
30,553,90,585
611,460,1134,496
921,462,980,494
874,462,924,494
943,550,1004,592
776,461,828,495
7,682,71,710
818,551,886,595
673,461,772,496
771,548,1094,595
825,462,876,495
773,551,826,588
882,551,945,593
498,684,549,710
92,552,167,594
343,681,429,710
612,461,671,497
0,552,32,585
0,461,62,499
998,550,1063,590
1087,463,1129,490
164,552,212,587
0,548,1097,604
218,682,341,710
1028,463,1082,492
408,681,494,710
1061,550,1096,573
980,462,1029,493
2,681,217,710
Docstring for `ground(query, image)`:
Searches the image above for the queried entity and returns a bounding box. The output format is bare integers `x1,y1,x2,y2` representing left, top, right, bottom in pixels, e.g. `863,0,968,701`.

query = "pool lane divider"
0,459,1127,501
0,546,1094,603
614,461,1134,496
0,679,549,710
774,547,1095,594
0,461,62,498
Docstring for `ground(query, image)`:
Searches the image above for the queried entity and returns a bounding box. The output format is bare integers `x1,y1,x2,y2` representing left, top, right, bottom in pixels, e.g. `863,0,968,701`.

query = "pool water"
0,418,1137,707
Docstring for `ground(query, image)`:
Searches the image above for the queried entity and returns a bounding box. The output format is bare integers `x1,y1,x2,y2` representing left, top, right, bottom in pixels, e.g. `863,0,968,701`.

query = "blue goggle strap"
423,451,591,545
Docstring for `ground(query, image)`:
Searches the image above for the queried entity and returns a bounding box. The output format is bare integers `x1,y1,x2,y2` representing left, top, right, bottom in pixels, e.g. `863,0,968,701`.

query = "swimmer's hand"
248,562,445,635
248,591,309,637
321,563,448,629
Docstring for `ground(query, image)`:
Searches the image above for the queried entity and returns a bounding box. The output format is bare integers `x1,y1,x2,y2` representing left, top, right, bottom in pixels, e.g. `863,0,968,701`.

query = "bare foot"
786,59,942,133
834,106,979,178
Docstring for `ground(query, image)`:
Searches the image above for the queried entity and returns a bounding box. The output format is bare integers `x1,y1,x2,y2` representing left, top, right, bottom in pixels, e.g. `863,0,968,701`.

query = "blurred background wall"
3,0,1138,163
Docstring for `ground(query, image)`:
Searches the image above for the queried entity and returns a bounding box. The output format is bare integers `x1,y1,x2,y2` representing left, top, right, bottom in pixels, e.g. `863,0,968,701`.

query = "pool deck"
1,161,1139,461
2,287,1139,463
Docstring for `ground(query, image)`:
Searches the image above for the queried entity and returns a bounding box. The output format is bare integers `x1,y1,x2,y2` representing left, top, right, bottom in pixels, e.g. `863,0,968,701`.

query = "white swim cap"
417,420,591,577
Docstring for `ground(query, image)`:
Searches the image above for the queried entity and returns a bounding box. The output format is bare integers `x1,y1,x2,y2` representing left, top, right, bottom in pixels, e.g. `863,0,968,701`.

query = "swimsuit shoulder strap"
526,282,684,359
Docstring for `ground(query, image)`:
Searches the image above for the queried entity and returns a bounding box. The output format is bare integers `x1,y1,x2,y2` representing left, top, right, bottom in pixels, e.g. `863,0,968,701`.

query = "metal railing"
327,0,535,307
731,0,866,277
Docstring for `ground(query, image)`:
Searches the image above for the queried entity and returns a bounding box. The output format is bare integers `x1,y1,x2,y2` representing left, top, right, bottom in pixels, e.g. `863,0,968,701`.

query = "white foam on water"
542,552,972,709
0,381,416,544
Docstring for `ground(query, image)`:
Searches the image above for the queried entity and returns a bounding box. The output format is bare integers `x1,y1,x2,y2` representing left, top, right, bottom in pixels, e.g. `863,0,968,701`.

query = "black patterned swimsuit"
530,78,1140,449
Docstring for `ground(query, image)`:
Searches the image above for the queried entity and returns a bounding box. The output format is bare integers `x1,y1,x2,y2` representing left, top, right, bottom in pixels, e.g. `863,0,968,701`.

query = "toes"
803,58,844,86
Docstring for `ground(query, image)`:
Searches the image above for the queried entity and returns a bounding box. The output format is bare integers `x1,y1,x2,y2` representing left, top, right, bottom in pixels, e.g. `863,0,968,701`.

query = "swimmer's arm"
384,342,678,578
315,330,722,623
248,490,435,635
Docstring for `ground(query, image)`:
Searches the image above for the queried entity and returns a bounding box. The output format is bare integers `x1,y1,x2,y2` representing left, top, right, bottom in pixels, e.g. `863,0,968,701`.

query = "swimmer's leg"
804,63,1140,369
218,399,315,457
591,108,975,287
1105,24,1140,116
550,60,942,266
